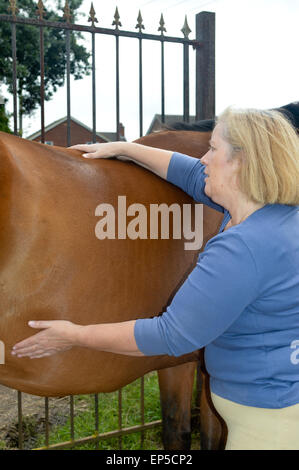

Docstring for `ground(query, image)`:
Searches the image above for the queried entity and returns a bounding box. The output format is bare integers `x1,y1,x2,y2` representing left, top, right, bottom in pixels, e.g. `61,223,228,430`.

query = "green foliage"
0,0,91,120
0,104,12,133
0,440,8,450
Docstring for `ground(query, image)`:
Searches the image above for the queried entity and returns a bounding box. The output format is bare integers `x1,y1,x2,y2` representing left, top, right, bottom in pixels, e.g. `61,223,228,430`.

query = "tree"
0,102,12,133
0,0,91,135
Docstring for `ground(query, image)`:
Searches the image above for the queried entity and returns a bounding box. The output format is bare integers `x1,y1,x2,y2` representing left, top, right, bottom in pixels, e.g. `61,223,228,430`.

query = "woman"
12,107,299,450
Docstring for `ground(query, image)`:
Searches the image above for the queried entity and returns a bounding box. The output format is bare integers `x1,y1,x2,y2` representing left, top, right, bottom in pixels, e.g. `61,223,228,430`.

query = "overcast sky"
17,0,299,141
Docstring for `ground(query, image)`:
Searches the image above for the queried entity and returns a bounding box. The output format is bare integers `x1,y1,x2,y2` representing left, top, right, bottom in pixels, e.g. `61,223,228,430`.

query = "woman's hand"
11,320,81,359
70,141,173,180
70,142,126,159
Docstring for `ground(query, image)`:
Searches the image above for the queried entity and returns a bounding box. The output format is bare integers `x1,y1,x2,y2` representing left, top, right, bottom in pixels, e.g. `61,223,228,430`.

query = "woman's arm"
11,319,145,359
70,142,173,180
77,320,145,356
12,230,258,360
71,142,225,212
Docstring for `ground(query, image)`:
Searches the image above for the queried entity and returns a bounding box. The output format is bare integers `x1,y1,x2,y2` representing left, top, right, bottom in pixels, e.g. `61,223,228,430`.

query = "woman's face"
201,123,241,206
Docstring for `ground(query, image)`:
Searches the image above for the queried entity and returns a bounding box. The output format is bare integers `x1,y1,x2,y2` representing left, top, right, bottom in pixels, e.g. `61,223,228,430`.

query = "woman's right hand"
70,141,173,180
69,142,126,159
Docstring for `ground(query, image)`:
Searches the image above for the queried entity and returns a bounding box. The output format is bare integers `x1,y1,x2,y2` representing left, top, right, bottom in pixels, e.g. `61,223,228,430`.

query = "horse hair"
274,102,299,130
165,102,299,133
163,118,215,132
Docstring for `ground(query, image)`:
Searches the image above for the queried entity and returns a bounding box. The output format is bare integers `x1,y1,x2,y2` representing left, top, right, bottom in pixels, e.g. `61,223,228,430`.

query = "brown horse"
0,128,225,450
2,101,297,450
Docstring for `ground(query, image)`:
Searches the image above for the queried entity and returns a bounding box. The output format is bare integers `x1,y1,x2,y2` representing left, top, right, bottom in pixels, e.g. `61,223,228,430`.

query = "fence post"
195,11,215,120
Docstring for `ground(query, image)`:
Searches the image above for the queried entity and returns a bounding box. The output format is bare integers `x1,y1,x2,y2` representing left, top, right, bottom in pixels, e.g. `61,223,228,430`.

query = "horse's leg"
198,349,228,450
158,362,196,450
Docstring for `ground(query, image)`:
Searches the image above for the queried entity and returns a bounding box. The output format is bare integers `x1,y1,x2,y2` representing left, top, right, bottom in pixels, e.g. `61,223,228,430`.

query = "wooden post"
196,11,215,120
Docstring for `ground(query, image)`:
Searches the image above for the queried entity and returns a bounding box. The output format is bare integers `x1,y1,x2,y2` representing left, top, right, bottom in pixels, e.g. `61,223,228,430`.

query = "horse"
0,101,297,450
0,128,225,450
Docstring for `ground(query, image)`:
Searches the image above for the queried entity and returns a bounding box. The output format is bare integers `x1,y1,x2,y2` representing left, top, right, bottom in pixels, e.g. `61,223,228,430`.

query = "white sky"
15,0,299,141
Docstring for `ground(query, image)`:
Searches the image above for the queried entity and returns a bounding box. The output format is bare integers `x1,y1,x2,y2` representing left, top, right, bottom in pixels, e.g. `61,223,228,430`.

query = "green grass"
0,370,200,450
7,370,200,450
0,440,7,450
34,372,165,450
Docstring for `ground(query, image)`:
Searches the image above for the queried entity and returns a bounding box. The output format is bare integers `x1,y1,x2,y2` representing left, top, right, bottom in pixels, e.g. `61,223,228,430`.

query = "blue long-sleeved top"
134,152,299,408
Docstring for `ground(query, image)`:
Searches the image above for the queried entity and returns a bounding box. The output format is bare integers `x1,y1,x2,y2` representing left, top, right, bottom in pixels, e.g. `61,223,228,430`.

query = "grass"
0,440,7,450
34,372,164,450
31,371,200,451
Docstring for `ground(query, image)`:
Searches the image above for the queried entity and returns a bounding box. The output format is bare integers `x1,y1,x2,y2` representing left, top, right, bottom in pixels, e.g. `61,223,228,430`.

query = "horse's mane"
164,118,215,132
165,102,299,132
274,102,299,130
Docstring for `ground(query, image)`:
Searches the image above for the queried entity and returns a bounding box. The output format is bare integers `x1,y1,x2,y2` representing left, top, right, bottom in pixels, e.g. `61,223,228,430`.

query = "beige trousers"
211,392,299,450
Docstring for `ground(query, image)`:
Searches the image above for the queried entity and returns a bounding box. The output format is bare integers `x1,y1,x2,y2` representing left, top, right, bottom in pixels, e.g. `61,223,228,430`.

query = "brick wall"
32,120,108,147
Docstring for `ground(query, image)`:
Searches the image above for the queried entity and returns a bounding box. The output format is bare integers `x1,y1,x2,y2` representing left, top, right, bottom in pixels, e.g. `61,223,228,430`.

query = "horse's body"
1,101,297,450
0,129,225,449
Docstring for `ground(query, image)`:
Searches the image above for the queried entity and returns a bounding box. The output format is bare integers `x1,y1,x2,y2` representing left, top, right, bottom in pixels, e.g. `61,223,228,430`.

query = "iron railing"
0,0,215,141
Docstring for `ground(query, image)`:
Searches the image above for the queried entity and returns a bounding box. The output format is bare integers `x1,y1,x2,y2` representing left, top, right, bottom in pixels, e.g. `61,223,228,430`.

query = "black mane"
166,102,299,132
274,102,299,129
165,118,215,132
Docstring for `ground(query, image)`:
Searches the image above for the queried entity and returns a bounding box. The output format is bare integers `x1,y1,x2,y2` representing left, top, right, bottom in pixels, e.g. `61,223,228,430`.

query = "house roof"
146,114,196,135
27,116,126,142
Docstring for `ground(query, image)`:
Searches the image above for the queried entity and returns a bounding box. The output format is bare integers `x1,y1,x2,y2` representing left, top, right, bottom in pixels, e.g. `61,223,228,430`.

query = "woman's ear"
231,155,243,189
232,151,244,171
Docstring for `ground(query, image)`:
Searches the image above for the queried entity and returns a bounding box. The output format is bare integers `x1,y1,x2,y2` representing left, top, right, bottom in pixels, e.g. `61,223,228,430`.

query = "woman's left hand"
11,320,81,359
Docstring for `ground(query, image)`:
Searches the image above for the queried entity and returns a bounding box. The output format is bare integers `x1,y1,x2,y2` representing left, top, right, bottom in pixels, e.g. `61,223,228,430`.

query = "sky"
5,0,299,142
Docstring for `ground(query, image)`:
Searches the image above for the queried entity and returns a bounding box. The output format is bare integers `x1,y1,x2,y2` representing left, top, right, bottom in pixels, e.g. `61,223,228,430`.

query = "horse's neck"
135,130,211,158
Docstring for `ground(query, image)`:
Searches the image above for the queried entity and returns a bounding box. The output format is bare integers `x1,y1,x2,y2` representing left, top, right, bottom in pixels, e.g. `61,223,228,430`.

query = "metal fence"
13,374,200,450
15,380,164,450
0,0,215,450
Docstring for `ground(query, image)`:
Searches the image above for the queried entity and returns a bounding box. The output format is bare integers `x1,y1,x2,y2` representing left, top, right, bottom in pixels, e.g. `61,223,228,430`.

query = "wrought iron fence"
0,0,215,141
0,0,215,450
13,374,200,450
15,382,164,450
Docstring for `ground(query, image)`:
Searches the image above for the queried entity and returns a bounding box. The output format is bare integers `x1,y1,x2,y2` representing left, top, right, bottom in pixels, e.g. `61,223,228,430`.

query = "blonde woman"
12,108,299,450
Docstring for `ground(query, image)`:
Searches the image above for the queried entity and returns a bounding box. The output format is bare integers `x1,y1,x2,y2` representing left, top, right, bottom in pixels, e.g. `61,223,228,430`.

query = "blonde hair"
216,107,299,205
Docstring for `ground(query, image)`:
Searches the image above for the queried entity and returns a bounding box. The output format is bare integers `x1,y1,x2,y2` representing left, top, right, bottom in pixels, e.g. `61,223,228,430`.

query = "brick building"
27,116,126,146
